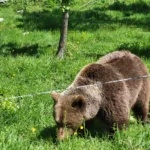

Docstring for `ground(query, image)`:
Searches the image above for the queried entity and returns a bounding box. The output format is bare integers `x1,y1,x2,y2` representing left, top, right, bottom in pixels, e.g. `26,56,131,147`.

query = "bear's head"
51,91,86,140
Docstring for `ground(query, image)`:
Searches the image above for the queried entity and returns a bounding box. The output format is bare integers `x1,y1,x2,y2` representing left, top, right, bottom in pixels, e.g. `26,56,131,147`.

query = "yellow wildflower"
31,127,36,133
74,131,77,135
80,126,84,130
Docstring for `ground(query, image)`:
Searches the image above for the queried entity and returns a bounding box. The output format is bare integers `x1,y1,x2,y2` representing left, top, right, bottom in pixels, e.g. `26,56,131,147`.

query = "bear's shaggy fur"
51,51,150,140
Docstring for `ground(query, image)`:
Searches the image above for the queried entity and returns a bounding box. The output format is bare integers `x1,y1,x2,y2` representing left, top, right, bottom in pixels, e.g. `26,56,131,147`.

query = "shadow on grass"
17,9,61,31
117,42,150,58
16,1,150,31
38,126,57,144
80,128,112,140
0,42,39,56
108,0,150,14
0,42,52,57
108,1,150,30
38,124,111,144
69,8,113,31
17,7,114,31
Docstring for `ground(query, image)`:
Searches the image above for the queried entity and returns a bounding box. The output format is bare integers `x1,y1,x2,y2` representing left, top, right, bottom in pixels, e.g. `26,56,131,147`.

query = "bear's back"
101,51,148,77
77,51,148,83
97,51,134,65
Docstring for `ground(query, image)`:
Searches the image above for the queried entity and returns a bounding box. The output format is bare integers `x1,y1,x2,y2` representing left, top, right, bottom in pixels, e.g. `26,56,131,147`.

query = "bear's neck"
83,85,102,120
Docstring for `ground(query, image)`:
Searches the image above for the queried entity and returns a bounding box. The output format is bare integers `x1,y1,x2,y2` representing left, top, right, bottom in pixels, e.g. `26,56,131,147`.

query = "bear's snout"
57,127,74,140
57,127,65,140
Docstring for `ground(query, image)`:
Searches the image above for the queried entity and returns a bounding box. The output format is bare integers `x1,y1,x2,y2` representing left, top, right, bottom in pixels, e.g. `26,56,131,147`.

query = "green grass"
0,0,150,149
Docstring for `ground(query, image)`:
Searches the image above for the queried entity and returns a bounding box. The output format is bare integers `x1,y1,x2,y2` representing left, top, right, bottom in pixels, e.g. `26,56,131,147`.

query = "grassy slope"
0,0,150,149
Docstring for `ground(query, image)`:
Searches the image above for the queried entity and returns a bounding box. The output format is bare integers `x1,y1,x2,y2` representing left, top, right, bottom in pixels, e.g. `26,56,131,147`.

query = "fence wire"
0,74,150,101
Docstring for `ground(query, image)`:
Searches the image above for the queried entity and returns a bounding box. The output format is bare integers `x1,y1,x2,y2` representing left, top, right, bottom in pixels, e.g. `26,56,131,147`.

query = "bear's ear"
71,95,86,111
51,91,60,102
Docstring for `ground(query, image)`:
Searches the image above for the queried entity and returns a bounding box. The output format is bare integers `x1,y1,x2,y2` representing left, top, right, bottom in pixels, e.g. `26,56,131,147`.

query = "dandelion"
31,127,36,133
80,126,84,130
74,131,77,135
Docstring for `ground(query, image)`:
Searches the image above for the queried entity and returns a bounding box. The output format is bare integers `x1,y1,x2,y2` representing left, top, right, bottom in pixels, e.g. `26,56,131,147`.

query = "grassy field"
0,0,150,149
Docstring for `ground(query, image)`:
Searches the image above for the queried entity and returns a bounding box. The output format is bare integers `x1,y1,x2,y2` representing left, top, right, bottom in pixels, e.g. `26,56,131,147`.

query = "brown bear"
51,51,150,140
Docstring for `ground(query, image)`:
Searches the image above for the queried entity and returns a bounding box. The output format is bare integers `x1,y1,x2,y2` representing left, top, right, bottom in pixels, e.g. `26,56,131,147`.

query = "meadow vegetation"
0,0,150,149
